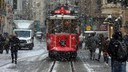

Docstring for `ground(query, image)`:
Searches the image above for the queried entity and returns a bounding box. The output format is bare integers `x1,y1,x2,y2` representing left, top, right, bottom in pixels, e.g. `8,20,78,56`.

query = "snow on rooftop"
49,15,78,19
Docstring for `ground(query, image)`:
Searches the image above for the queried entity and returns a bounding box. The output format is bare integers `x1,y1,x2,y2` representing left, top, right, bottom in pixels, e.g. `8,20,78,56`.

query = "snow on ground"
0,38,47,72
0,64,18,72
95,48,128,72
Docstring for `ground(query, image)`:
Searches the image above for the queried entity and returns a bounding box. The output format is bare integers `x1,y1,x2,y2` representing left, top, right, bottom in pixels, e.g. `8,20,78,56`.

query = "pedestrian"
79,34,84,49
0,34,5,54
108,31,128,72
102,37,109,65
4,33,10,54
97,34,105,61
86,32,98,60
85,34,91,49
123,34,128,46
9,34,20,64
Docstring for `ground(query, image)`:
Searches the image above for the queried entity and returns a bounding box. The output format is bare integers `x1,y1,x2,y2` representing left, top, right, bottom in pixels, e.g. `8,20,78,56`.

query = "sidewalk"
81,48,128,72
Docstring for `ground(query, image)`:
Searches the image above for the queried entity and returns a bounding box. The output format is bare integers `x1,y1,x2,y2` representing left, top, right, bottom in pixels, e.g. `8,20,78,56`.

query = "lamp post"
114,16,122,32
104,14,114,38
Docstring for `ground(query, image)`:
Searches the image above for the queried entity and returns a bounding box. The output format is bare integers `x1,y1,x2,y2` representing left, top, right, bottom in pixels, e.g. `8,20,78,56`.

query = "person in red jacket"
102,37,109,65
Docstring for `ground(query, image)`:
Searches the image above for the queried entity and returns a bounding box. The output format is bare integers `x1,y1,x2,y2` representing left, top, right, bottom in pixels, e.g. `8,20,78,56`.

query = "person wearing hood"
86,32,98,60
9,34,20,64
108,31,128,72
0,34,5,54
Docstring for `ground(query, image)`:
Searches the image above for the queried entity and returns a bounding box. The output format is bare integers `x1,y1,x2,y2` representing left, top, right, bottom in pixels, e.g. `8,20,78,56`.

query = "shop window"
13,0,17,9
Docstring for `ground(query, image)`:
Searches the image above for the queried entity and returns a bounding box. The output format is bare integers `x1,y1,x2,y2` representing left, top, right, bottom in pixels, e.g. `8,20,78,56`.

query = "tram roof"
48,15,78,19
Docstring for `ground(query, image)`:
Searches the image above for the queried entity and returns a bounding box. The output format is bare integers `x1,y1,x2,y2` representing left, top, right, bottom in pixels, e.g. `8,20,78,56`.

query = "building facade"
4,0,14,34
0,0,6,33
31,0,47,32
101,0,128,37
78,0,128,38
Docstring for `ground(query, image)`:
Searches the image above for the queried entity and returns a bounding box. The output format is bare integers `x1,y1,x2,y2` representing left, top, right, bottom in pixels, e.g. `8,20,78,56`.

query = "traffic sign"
86,25,91,31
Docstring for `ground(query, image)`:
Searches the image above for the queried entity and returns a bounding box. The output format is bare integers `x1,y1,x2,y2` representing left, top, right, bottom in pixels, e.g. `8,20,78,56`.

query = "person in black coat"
97,34,105,61
0,34,5,54
9,35,20,64
4,33,10,54
108,31,127,72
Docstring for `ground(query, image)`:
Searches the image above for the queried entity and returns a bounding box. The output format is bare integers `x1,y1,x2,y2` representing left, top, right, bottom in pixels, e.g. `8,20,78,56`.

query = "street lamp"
103,14,114,38
114,16,122,32
104,14,113,24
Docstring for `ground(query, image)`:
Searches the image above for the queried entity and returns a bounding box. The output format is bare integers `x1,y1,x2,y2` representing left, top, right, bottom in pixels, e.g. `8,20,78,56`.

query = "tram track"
48,60,76,72
49,61,56,72
71,61,75,72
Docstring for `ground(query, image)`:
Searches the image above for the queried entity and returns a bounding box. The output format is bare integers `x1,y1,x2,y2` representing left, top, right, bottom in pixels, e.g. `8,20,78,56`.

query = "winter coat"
124,35,128,46
9,36,20,52
97,34,105,49
102,38,109,52
87,36,98,51
0,35,5,45
108,31,124,59
0,35,5,50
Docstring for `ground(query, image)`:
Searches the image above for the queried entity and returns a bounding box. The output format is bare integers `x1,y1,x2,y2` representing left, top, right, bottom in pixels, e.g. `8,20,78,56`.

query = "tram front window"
48,19,78,34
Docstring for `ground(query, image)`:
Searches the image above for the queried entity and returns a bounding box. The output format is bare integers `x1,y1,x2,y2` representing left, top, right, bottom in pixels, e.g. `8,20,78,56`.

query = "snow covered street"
0,38,47,72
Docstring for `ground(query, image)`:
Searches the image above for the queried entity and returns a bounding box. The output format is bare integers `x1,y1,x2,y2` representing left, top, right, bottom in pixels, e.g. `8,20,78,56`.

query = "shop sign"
100,24,107,31
86,25,91,31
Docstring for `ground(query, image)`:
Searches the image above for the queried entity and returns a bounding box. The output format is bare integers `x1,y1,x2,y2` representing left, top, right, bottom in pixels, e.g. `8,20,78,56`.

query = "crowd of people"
83,31,128,72
84,32,109,63
0,32,20,64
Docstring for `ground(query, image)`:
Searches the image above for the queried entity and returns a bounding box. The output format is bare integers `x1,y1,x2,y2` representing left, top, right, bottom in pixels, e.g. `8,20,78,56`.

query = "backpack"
87,36,97,49
112,40,128,62
86,37,92,46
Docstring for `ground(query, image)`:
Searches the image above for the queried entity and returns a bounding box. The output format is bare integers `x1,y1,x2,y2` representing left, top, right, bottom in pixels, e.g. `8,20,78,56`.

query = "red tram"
46,6,80,59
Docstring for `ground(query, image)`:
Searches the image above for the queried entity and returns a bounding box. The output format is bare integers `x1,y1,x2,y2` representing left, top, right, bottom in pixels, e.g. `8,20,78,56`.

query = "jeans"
104,55,109,63
111,60,126,72
98,47,102,60
11,51,17,61
89,49,96,60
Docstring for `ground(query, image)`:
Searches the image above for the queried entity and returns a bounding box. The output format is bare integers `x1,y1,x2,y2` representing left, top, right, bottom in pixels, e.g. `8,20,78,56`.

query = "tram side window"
63,20,71,33
70,20,78,33
54,20,62,33
48,20,55,34
48,19,62,33
63,20,78,33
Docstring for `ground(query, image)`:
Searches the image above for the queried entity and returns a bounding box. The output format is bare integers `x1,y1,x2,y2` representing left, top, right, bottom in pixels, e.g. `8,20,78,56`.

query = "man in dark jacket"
97,34,105,61
4,33,10,54
0,34,5,54
108,31,127,72
9,35,20,64
124,34,128,46
86,33,98,60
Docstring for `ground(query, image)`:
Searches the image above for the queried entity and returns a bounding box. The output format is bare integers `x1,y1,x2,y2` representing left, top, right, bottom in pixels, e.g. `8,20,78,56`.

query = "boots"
12,60,14,63
15,60,17,64
12,59,17,64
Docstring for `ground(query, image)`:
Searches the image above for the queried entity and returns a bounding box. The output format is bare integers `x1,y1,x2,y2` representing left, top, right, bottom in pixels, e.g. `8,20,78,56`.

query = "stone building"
4,0,14,34
30,0,47,33
101,0,128,37
79,0,128,38
0,0,6,33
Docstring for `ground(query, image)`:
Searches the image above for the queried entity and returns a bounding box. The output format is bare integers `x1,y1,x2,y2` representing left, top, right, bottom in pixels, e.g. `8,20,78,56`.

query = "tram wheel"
49,51,54,58
70,52,77,59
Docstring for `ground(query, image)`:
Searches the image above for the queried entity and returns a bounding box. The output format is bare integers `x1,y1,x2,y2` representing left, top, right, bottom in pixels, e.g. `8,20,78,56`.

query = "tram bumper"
50,47,76,52
48,46,77,59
